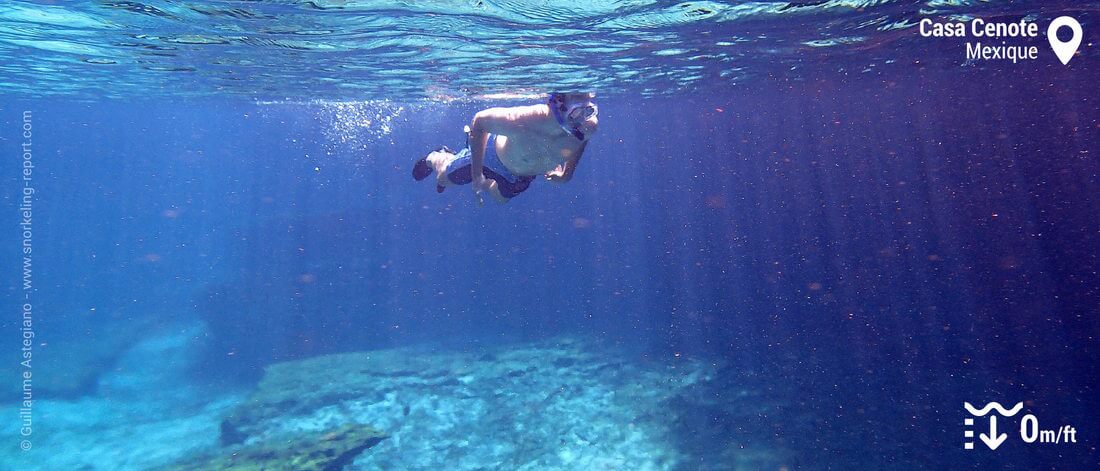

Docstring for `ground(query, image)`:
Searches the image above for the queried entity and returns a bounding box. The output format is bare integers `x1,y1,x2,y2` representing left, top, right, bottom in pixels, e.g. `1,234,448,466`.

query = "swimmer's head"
549,92,598,141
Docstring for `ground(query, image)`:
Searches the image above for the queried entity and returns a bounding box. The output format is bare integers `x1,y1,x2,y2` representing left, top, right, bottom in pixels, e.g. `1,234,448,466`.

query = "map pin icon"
1048,16,1082,65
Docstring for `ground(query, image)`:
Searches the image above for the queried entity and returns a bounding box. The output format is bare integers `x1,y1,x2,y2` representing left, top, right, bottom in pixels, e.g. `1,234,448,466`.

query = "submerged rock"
215,337,722,470
165,423,386,471
220,348,473,445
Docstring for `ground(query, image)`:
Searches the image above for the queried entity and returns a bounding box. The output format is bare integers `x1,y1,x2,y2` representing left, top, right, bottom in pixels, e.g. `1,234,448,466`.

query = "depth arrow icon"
980,415,1008,450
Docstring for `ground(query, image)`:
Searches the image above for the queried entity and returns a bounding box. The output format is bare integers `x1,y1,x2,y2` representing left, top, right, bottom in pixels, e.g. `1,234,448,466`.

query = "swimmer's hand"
471,174,504,205
471,173,491,192
545,168,568,183
472,174,509,205
471,174,487,205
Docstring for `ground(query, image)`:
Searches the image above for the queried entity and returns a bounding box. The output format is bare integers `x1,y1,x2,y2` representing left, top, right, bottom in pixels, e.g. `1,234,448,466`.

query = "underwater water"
1,0,1099,469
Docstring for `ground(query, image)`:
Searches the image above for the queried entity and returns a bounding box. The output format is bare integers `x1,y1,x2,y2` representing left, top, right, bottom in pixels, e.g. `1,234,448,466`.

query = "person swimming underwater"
412,92,599,204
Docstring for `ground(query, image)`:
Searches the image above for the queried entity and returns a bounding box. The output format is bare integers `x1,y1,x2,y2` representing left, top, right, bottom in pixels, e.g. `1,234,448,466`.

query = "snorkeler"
412,92,599,204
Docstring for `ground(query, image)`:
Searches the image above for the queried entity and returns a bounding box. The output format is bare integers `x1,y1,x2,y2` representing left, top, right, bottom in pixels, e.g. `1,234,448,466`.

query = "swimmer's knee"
486,180,508,203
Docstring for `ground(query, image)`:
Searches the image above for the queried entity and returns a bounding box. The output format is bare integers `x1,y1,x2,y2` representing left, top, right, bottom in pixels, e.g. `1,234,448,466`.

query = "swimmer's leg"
412,146,451,179
484,180,508,203
430,149,461,192
415,146,508,203
412,147,458,193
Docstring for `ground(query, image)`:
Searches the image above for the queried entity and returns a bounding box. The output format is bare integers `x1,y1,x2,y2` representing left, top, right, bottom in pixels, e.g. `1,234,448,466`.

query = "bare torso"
491,105,587,176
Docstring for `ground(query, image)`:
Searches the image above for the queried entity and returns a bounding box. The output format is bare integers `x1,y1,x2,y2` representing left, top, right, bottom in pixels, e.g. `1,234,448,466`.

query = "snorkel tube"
548,93,592,141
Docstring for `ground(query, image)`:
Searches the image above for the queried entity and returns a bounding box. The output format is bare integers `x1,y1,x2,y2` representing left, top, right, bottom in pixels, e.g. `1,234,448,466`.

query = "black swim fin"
412,159,432,181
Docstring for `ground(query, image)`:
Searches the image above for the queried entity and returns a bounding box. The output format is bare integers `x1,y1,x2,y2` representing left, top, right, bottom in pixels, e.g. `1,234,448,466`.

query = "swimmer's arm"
470,106,541,136
547,141,587,183
563,141,587,180
468,106,541,191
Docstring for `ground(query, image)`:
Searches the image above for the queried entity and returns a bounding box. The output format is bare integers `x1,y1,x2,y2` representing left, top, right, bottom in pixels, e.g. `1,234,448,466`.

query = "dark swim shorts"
445,133,535,198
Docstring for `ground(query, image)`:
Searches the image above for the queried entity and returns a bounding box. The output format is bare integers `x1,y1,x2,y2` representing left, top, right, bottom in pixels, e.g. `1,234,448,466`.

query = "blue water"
2,1,1099,470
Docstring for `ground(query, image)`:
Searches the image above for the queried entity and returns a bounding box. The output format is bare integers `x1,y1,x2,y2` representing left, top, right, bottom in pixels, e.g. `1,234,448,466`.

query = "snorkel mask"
549,93,597,141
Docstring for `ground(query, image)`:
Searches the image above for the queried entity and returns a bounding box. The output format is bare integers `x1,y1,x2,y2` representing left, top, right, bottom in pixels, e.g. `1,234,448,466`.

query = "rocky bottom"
2,332,789,470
